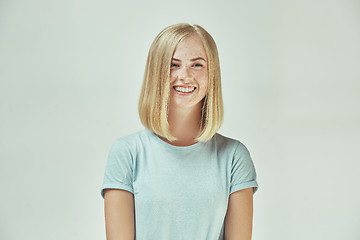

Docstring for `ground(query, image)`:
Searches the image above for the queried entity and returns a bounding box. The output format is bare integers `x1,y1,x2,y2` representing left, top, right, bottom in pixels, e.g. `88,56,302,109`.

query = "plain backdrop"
1,0,359,239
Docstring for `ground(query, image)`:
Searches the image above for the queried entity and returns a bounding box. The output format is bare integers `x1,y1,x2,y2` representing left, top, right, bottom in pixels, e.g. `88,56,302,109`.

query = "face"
169,34,209,110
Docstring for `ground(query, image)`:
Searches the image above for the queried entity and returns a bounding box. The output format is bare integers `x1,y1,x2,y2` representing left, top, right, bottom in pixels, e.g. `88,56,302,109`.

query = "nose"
179,66,192,82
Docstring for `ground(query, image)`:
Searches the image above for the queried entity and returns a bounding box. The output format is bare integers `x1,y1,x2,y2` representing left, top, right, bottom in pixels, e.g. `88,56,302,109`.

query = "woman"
101,23,258,240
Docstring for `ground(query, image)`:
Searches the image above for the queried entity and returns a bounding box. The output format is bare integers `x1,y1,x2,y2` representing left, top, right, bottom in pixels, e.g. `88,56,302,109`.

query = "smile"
173,86,196,93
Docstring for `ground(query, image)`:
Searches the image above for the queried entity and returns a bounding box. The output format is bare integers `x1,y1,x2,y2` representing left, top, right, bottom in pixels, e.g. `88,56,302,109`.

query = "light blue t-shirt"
101,129,258,240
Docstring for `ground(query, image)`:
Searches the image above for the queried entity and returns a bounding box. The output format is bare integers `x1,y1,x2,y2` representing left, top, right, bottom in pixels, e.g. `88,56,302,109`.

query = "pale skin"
104,34,254,240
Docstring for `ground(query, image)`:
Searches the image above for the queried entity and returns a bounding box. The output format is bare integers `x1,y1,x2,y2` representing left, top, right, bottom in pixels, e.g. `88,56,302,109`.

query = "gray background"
1,0,359,239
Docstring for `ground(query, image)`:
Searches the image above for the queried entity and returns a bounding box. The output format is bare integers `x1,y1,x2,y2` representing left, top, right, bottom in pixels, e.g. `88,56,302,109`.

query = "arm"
224,187,254,240
104,189,135,240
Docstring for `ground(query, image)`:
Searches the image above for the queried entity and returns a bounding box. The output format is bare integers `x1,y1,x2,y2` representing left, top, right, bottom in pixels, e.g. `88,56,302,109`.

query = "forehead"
172,34,207,60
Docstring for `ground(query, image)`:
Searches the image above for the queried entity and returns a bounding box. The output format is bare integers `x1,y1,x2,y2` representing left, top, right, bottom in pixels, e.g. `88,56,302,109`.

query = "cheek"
194,70,207,79
197,72,209,89
169,72,176,83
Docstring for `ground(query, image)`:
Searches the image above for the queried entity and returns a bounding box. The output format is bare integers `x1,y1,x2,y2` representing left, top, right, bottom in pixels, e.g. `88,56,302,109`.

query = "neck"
164,103,202,146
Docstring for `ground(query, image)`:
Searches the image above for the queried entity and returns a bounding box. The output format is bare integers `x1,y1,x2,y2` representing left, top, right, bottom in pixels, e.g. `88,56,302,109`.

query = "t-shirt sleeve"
229,142,258,195
101,139,134,198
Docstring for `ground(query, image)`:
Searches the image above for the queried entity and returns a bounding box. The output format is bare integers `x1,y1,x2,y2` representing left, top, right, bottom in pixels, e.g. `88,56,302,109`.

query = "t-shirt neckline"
146,129,204,151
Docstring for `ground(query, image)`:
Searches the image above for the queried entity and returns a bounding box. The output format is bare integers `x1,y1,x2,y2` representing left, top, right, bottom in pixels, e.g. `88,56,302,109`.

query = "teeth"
174,86,195,93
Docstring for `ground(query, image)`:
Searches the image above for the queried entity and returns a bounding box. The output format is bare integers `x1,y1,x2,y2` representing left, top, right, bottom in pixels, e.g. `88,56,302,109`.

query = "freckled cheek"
195,72,209,87
169,72,176,82
194,71,208,80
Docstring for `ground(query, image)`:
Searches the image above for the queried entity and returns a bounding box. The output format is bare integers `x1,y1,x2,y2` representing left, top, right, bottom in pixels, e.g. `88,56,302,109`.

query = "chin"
170,100,202,110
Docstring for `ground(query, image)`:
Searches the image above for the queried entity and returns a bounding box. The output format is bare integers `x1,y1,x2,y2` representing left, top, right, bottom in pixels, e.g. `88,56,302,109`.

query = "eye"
171,63,179,68
193,63,203,67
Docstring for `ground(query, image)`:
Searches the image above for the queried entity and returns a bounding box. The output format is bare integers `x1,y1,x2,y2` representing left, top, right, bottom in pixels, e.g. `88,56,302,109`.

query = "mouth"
173,86,196,93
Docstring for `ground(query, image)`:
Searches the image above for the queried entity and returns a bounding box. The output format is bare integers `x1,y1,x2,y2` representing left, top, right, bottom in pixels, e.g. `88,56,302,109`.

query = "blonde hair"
138,23,223,142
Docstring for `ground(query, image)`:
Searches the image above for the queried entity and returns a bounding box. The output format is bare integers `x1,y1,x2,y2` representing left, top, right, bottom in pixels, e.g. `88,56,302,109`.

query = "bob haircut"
138,23,223,142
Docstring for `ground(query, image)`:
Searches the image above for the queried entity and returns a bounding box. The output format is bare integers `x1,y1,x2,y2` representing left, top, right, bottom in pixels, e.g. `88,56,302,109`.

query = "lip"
172,86,196,95
173,85,196,88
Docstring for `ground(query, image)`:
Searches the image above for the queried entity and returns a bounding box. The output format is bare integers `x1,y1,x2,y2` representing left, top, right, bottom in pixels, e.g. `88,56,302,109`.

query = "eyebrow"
172,57,206,62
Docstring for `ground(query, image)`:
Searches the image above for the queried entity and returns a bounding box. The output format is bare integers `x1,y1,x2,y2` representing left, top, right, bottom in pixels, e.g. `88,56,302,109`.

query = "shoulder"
110,129,152,153
213,132,250,155
113,129,152,145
